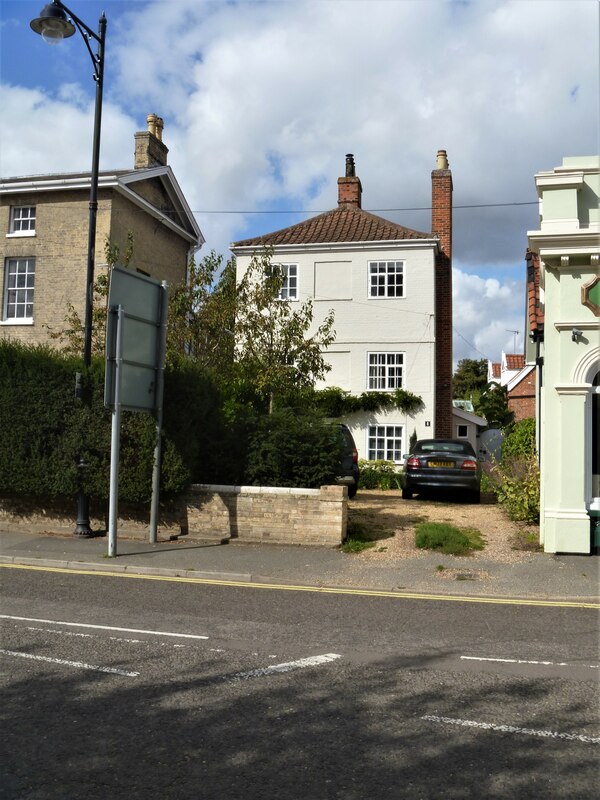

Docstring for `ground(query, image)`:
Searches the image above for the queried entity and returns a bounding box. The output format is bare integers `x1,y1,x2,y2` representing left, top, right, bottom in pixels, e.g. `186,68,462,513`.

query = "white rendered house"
527,156,600,554
231,153,454,462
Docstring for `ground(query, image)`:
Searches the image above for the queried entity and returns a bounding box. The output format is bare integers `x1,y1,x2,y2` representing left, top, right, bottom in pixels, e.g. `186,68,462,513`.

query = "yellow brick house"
0,115,203,345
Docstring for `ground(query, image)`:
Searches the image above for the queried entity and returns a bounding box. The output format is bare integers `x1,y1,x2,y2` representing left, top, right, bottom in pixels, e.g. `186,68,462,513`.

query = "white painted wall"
234,240,438,461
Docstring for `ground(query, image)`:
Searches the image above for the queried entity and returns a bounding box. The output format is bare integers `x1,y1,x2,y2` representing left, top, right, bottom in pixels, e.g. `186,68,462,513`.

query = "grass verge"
415,522,485,556
341,521,380,553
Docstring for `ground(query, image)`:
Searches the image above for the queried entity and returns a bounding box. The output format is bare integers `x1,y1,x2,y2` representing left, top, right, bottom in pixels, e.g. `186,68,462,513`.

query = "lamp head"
30,3,76,44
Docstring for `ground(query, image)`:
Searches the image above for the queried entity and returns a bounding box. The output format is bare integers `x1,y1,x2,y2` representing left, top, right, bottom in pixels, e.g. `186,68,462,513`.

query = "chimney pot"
436,149,449,170
135,113,169,169
147,113,158,137
345,154,355,177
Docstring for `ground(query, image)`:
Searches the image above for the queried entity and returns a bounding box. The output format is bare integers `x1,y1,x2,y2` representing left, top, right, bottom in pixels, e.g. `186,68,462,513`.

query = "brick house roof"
505,353,525,370
491,362,501,379
232,205,431,247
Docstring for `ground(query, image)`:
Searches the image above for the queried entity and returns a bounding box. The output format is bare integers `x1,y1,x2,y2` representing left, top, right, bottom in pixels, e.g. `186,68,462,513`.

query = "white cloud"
0,83,135,176
453,268,525,365
2,0,598,359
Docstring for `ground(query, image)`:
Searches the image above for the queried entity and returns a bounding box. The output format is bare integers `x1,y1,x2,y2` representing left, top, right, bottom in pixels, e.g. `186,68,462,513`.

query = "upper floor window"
277,263,298,300
369,260,404,298
3,258,35,321
9,206,36,235
368,352,404,390
457,424,469,438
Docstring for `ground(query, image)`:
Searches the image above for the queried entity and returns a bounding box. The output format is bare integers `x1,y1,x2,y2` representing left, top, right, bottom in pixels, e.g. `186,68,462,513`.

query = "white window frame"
7,206,36,237
276,263,298,301
367,351,404,390
456,424,469,438
367,425,404,463
368,260,404,298
2,257,35,323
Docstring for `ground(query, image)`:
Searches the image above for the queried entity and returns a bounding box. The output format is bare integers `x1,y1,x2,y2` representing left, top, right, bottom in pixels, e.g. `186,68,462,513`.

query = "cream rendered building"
527,156,600,554
231,153,455,462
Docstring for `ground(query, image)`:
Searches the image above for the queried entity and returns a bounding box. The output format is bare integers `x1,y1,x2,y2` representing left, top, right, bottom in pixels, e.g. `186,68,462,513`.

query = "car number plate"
427,460,454,468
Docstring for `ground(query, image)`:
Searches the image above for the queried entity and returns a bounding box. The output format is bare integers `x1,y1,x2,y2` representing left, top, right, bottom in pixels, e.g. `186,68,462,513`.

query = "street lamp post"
31,1,107,536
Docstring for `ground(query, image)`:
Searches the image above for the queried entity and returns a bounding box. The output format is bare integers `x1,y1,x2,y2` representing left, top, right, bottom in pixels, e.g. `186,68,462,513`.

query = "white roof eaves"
452,407,488,426
230,238,438,255
506,365,535,393
1,167,203,246
117,167,203,244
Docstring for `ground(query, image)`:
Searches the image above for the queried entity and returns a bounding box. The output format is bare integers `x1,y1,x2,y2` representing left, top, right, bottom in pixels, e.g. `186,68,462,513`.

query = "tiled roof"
232,205,432,247
505,354,525,370
491,363,501,378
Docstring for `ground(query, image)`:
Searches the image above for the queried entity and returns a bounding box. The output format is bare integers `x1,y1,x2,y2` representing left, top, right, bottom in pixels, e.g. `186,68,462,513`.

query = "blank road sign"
104,266,168,412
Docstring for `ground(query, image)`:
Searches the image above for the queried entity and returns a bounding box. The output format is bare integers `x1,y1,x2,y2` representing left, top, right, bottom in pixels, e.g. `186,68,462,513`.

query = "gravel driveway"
349,489,540,567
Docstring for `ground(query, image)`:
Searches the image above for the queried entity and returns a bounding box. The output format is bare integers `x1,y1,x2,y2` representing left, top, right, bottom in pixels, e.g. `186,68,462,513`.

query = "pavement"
1,528,599,604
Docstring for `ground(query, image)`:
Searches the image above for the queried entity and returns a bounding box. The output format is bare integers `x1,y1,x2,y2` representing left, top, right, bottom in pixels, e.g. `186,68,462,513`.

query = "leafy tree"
166,250,237,373
235,251,336,412
452,358,488,401
476,383,513,428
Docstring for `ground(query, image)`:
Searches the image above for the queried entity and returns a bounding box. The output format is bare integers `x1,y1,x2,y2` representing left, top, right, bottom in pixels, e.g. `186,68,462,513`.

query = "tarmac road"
2,564,598,799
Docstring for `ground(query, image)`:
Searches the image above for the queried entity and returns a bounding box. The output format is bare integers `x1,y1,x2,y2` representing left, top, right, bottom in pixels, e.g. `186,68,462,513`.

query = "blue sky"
2,0,598,363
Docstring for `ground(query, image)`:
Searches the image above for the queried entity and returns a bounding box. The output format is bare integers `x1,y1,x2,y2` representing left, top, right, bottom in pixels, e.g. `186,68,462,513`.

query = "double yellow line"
2,562,598,609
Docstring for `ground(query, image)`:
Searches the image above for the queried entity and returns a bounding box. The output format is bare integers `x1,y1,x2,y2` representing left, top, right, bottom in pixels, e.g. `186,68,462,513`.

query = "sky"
1,0,598,365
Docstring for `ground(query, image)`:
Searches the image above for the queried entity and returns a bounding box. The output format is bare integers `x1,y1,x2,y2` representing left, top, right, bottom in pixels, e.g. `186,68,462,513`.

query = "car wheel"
348,482,358,499
402,487,413,500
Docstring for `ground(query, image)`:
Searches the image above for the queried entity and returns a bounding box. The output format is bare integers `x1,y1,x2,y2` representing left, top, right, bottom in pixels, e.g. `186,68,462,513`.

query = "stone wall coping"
192,484,322,497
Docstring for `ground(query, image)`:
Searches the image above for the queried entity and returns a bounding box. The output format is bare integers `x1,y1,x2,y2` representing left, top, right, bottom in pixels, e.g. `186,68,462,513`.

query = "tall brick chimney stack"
431,149,453,438
134,113,169,169
338,154,362,208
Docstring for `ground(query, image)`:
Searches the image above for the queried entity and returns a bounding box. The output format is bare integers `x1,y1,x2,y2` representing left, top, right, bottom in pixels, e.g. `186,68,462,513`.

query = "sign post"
105,267,168,556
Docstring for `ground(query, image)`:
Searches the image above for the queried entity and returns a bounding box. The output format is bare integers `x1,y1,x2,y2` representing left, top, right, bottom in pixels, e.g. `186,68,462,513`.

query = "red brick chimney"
431,149,453,438
338,154,362,208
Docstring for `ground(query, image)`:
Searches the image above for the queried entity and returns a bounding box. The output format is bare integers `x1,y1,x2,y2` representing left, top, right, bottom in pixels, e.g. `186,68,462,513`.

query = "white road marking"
461,656,599,669
26,626,93,639
232,653,341,680
0,649,139,677
0,614,208,640
421,715,600,744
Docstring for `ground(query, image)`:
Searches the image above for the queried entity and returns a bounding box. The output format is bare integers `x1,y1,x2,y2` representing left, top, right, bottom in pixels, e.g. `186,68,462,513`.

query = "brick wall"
1,185,190,348
508,370,536,421
0,484,348,546
185,484,347,546
0,189,112,346
431,159,453,438
108,193,190,287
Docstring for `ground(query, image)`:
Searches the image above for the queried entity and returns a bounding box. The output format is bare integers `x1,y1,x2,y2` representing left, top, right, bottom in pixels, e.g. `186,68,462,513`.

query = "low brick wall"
0,484,348,546
185,484,347,546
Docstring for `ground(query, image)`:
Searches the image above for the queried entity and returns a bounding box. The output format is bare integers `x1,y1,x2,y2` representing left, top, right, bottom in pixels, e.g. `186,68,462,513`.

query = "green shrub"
244,408,341,488
415,522,485,555
502,417,536,459
0,341,221,503
358,459,403,490
493,456,540,523
491,418,540,523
